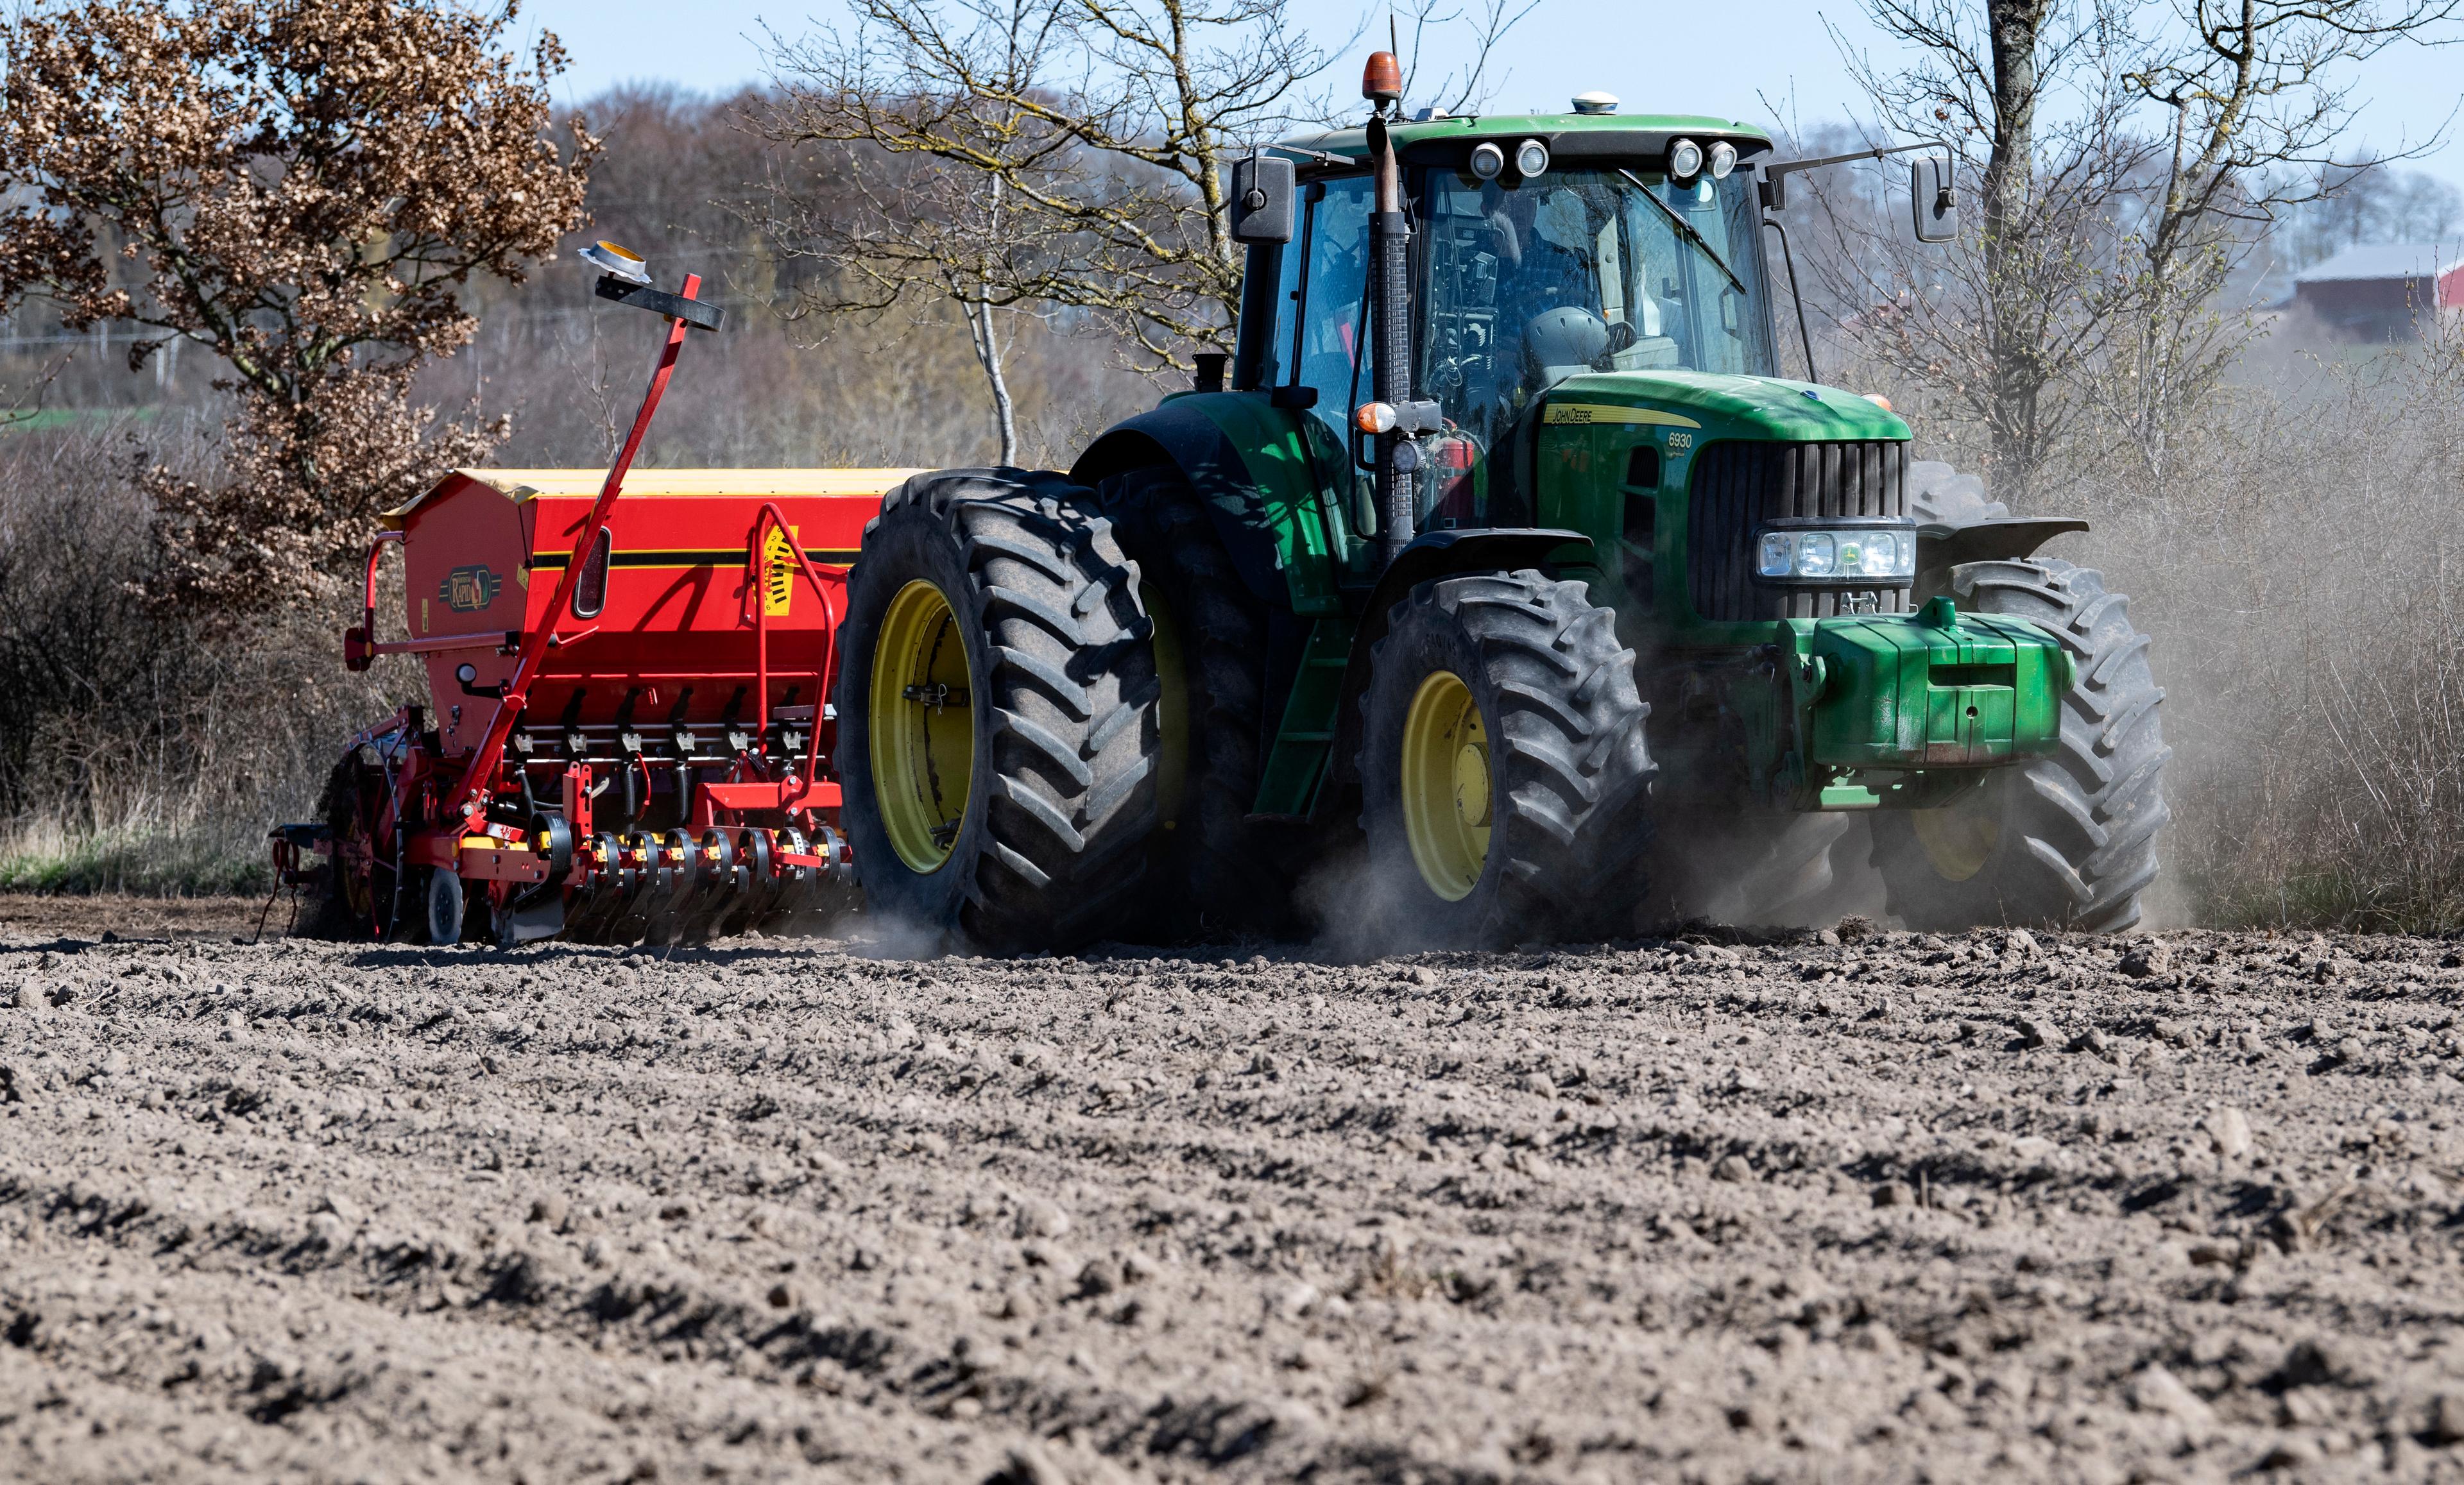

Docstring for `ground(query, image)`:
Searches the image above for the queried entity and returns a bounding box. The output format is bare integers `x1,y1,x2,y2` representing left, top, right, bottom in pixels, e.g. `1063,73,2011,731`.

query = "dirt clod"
2014,1014,2060,1049
2200,1105,2254,1159
1016,1195,1072,1240
2119,939,2172,978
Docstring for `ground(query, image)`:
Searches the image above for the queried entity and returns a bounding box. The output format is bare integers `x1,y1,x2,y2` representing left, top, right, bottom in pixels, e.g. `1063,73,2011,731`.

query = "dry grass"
0,420,416,894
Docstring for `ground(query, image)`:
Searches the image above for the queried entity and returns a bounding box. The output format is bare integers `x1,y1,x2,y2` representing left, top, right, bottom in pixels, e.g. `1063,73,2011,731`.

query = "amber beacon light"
1362,50,1401,105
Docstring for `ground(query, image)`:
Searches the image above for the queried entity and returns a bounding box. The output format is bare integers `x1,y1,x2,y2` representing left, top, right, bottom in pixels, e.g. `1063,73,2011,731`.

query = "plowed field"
4,917,2463,1482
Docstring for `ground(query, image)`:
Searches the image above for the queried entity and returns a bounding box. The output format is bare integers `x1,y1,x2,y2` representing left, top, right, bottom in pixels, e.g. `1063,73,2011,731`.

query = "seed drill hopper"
273,262,914,946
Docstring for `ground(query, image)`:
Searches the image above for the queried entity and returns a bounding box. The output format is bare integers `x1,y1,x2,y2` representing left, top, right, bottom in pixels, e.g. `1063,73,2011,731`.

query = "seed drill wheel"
1870,557,2171,932
1358,570,1657,948
424,869,466,946
835,470,1161,953
308,753,398,940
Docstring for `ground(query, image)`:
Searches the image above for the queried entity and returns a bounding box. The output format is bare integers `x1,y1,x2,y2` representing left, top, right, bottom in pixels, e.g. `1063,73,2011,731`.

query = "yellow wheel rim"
1143,583,1188,829
1912,796,2000,883
869,579,975,872
1401,670,1491,901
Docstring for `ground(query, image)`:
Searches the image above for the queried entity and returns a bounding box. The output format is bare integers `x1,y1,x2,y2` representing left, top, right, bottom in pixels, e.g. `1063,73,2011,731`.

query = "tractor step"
1254,618,1354,818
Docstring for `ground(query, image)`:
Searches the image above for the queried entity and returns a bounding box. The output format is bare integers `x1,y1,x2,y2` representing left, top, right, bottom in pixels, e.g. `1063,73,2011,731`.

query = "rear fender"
1072,393,1347,616
1317,528,1594,810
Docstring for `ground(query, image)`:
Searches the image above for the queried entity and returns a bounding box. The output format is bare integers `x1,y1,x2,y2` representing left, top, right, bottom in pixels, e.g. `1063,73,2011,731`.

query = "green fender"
1070,391,1348,618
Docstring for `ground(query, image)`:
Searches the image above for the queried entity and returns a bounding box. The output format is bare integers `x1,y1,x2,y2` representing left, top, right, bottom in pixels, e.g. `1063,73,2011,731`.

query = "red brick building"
2293,243,2464,340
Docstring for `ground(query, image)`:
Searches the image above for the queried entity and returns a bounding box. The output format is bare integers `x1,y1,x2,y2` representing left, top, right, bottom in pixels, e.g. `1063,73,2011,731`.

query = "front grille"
1686,440,1910,622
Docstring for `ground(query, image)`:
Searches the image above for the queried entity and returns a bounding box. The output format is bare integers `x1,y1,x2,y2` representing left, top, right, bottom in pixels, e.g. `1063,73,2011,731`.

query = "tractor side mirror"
1231,155,1295,244
1911,156,1957,244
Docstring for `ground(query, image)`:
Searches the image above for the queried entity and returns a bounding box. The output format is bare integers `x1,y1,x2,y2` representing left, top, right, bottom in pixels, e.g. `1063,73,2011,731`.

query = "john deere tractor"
834,53,2168,951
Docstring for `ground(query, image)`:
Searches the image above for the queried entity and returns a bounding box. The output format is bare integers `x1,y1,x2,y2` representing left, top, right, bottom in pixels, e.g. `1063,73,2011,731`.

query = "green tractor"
834,53,2168,952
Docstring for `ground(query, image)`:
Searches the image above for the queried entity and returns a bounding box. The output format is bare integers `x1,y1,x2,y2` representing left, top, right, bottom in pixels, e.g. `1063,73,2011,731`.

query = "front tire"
1358,570,1656,948
836,470,1161,952
1871,557,2170,932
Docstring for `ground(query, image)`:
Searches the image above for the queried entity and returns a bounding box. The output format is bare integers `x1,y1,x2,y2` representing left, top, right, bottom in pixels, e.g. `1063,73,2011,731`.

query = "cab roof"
1280,111,1775,165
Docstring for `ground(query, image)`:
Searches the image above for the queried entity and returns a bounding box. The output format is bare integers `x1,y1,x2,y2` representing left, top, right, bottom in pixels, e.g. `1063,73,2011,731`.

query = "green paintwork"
1151,389,1371,818
1544,369,1908,441
1256,618,1356,819
1530,371,1912,647
1796,609,2068,769
1156,390,1349,617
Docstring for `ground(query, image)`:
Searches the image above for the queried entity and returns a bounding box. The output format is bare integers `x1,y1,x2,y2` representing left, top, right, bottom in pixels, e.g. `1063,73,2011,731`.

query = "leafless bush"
0,421,416,892
1825,312,2464,931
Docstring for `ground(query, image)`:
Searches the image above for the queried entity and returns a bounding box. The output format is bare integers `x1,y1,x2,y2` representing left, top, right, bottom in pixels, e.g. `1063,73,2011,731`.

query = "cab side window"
1280,175,1374,450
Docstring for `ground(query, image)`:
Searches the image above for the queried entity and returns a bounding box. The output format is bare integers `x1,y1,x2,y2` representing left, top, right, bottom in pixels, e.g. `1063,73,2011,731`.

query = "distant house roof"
2296,242,2464,283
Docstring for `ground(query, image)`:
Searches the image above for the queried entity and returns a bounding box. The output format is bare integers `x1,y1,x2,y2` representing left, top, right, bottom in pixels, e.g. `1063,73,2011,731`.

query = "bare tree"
1824,0,2152,496
756,0,1337,391
749,0,1546,457
1823,0,2460,494
2282,157,2463,268
752,1,1086,463
0,0,596,609
1394,0,1544,115
2107,0,2461,477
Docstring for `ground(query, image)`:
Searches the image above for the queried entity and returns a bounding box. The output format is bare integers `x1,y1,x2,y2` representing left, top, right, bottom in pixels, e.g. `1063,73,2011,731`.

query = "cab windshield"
1417,165,1774,523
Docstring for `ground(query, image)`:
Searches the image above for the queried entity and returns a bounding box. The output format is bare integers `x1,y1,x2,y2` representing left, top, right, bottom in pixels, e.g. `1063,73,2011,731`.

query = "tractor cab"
1236,111,1780,546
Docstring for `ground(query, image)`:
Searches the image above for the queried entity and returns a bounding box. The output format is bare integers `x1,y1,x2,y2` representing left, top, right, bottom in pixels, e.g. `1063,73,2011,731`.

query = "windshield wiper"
1618,167,1746,298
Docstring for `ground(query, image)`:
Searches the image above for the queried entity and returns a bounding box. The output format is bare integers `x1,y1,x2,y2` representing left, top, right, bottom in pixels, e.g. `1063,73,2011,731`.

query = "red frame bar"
369,630,515,658
345,531,407,672
441,275,705,823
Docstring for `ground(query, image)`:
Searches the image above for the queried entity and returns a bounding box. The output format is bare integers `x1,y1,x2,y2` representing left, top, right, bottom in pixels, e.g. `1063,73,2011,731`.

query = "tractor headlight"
1469,141,1505,180
1514,138,1550,178
1754,519,1917,584
1708,140,1738,179
1668,137,1703,180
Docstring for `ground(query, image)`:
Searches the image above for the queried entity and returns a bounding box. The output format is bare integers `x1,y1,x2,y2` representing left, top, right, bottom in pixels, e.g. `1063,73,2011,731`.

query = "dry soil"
5,918,2464,1483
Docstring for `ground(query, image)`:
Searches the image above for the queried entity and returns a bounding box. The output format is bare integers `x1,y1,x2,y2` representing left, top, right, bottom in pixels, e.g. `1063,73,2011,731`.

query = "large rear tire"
836,470,1161,952
1907,459,2008,529
1870,557,2170,932
1357,570,1656,949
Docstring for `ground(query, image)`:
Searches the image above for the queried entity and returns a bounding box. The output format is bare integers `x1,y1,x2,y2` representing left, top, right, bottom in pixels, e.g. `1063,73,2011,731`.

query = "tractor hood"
1539,371,1912,444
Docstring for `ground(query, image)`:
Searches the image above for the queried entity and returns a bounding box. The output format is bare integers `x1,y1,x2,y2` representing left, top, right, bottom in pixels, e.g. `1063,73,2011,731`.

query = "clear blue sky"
513,0,2464,192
